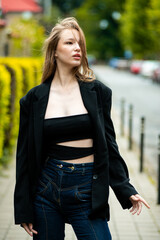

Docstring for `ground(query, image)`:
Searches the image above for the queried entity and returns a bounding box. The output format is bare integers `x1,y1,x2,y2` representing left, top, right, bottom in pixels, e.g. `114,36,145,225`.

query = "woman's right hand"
21,223,38,237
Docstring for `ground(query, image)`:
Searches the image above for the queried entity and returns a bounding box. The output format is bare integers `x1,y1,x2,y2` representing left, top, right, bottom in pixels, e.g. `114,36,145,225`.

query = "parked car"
108,57,119,68
152,66,160,83
140,60,160,78
109,58,130,70
116,59,130,70
130,60,143,74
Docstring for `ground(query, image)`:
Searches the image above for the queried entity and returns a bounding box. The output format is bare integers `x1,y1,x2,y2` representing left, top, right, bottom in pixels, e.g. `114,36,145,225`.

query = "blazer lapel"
79,81,105,163
33,77,52,164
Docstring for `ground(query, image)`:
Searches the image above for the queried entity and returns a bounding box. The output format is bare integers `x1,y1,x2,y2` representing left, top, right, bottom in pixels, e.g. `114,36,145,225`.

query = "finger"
32,229,38,234
130,206,134,213
22,223,33,237
130,195,139,201
28,223,38,235
137,201,142,215
130,204,136,213
135,195,150,209
140,198,150,209
130,204,136,214
132,203,139,215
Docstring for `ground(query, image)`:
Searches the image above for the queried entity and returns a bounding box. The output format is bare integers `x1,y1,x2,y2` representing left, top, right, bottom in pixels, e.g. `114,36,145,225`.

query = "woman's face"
55,29,82,68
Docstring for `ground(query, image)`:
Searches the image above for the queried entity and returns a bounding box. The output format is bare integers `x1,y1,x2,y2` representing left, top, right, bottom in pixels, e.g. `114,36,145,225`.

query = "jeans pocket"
36,172,51,195
75,181,92,202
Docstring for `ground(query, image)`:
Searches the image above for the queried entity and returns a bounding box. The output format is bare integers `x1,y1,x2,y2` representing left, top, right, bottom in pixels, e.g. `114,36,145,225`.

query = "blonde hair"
41,17,95,83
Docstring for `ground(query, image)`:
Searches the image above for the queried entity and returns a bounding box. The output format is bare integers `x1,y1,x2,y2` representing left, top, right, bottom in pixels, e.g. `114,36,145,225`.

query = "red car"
130,60,143,74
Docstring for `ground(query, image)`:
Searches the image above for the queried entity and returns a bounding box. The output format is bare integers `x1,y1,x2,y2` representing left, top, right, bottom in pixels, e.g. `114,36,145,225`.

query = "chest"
44,86,88,119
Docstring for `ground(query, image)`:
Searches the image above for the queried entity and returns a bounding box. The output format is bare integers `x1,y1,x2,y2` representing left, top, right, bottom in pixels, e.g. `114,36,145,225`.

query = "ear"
54,51,58,57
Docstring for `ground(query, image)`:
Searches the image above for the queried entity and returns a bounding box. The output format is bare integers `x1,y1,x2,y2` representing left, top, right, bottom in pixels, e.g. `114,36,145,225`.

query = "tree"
51,0,85,14
40,5,63,33
147,0,160,59
120,0,151,59
74,0,125,59
9,18,45,57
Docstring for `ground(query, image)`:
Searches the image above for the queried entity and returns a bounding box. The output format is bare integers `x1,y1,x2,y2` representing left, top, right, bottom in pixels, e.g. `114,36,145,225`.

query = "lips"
73,54,81,58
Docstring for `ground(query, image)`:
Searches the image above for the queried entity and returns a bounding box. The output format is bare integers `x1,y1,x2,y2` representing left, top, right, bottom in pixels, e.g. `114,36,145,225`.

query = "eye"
66,42,73,45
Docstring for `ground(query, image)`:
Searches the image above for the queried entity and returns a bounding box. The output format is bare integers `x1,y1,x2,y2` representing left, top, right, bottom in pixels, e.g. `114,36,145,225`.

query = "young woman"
14,17,150,240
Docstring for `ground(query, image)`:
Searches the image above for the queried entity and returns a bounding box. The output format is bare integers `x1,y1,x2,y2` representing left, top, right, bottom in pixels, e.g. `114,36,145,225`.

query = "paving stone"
141,237,160,240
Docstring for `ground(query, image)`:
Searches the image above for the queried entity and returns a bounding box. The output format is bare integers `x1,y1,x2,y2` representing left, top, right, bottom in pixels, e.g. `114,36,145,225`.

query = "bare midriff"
56,138,94,163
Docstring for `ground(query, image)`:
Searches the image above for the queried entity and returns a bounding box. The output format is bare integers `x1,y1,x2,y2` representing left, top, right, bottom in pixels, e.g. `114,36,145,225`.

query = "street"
92,65,160,180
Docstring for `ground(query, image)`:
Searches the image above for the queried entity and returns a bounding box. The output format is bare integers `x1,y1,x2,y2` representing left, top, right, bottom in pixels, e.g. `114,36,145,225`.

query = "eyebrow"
65,38,80,42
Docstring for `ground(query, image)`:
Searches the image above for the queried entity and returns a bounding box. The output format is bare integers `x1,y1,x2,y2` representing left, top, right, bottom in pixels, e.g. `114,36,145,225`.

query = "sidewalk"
108,110,160,240
0,110,160,239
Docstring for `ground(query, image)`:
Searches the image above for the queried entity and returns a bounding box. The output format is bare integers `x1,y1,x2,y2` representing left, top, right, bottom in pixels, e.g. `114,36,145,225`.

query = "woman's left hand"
129,194,150,215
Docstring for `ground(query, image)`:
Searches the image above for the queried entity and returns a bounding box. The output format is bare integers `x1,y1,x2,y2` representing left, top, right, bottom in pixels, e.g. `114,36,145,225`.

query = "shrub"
0,57,42,165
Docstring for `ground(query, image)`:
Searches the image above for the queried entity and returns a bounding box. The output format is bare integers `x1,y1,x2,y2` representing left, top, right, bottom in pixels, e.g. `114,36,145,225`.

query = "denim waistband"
44,156,94,173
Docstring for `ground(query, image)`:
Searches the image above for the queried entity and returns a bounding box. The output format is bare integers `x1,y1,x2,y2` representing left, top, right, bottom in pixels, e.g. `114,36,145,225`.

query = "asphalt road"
92,65,160,179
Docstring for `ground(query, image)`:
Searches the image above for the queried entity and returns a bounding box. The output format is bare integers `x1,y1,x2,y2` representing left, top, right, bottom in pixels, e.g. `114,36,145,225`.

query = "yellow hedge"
16,58,43,94
0,57,43,164
0,65,11,159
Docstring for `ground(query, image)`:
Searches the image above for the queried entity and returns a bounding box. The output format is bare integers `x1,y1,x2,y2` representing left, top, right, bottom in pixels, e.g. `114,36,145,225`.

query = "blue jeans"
33,157,112,240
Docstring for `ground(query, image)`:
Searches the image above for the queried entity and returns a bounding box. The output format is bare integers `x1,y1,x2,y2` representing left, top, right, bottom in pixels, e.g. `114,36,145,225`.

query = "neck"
53,63,77,89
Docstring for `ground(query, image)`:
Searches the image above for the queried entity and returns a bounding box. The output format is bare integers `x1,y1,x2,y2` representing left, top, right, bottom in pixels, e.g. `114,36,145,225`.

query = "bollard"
140,117,145,172
158,135,160,204
128,104,133,150
120,98,125,137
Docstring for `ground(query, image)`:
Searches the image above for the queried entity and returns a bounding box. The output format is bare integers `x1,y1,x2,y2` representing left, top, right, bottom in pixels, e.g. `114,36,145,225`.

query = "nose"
75,42,80,51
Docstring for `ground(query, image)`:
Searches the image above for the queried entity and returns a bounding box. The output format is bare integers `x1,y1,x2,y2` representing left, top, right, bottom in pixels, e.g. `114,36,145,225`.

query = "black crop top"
43,113,94,160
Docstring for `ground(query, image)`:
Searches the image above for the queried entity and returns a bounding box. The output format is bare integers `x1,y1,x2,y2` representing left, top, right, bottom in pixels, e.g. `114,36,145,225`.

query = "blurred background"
0,0,160,239
0,0,160,60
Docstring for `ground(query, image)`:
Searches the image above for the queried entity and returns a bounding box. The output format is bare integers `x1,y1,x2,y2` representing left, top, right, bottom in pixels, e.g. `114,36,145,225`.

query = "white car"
140,60,160,78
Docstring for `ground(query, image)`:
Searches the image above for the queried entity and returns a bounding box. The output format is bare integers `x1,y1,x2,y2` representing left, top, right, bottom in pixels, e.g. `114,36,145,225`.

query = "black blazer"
14,76,138,224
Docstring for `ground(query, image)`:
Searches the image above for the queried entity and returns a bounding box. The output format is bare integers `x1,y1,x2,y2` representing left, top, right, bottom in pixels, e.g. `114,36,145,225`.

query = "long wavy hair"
41,17,95,83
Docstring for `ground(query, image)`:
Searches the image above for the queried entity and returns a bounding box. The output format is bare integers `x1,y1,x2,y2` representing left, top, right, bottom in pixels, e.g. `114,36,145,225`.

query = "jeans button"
71,166,75,170
93,174,98,180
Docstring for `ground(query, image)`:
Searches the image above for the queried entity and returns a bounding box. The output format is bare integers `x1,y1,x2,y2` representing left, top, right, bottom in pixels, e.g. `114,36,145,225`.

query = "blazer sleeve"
14,98,33,224
102,86,138,209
